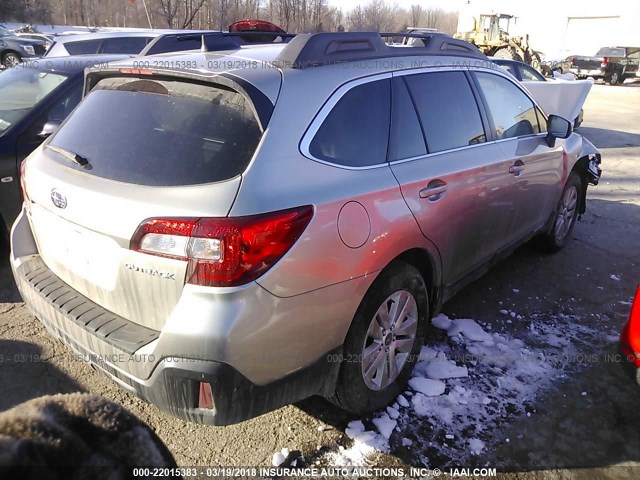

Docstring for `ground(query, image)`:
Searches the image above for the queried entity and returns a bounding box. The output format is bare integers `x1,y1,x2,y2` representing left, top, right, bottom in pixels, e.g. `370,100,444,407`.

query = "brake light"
119,68,154,76
601,57,609,67
19,159,29,202
130,206,314,287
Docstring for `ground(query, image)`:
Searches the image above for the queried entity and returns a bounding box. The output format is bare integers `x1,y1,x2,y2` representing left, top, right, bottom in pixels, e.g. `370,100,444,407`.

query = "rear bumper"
12,254,341,425
569,68,604,78
10,207,347,424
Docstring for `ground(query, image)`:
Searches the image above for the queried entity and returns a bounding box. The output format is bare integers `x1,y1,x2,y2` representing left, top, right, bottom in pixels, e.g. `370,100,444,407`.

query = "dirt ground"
0,81,639,479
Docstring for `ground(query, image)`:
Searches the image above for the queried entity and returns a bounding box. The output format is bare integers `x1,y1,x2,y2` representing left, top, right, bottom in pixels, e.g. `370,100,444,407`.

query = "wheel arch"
2,49,21,59
390,247,441,319
569,136,601,215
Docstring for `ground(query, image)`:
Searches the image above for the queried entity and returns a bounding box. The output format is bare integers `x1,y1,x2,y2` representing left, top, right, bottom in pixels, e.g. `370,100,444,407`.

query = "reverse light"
130,206,314,287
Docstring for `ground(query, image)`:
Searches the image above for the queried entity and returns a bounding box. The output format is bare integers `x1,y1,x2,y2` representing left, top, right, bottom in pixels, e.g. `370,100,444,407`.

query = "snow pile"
272,448,289,467
325,311,597,468
408,377,446,397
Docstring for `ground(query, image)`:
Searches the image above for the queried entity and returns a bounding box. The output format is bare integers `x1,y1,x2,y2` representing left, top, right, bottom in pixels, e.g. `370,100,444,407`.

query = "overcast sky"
327,0,465,13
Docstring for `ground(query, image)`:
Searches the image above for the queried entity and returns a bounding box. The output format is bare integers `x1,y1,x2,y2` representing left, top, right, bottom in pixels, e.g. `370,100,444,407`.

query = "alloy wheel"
361,290,418,391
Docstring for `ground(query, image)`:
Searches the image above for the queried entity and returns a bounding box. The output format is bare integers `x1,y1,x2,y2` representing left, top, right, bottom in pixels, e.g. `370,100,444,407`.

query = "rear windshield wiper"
46,145,92,170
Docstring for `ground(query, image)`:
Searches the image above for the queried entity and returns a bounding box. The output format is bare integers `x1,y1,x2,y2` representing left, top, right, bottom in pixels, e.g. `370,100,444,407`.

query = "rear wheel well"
392,248,438,318
2,50,20,59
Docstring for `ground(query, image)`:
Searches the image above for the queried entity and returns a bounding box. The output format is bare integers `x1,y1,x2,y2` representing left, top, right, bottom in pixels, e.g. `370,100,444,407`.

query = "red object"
198,382,214,410
620,286,640,367
130,206,313,287
228,19,286,34
119,68,154,76
601,57,610,68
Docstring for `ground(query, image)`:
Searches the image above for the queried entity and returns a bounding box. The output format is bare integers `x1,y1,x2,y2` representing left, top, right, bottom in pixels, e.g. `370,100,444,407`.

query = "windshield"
0,66,68,136
0,26,12,37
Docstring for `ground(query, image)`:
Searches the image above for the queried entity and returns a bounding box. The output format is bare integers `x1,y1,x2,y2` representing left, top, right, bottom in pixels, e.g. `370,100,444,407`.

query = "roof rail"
141,31,296,56
275,32,486,69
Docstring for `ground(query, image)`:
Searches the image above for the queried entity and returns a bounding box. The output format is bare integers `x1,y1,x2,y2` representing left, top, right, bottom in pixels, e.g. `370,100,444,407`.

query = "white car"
492,57,592,128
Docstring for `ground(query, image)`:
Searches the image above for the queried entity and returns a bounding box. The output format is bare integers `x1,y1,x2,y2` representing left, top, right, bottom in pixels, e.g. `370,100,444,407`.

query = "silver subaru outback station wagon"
11,32,602,425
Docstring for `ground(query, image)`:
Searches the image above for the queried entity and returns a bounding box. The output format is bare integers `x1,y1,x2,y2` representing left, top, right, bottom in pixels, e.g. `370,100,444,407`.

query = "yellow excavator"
455,13,544,72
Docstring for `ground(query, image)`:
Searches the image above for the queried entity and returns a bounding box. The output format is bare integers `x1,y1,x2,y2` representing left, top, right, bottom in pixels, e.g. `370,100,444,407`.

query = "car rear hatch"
22,72,270,331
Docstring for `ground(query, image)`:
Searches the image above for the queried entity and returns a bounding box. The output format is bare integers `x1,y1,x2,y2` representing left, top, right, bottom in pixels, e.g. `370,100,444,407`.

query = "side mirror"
545,115,572,147
37,120,61,139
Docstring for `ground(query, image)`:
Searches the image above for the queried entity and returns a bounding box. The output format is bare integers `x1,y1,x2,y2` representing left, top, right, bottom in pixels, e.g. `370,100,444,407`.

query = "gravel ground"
0,81,639,479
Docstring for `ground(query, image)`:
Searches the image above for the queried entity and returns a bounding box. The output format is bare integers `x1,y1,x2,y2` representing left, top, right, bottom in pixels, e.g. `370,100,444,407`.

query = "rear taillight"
19,159,29,202
130,206,314,287
601,57,609,67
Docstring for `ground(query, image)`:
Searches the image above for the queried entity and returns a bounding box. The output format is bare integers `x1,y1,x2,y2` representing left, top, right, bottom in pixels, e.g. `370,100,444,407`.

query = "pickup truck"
568,46,640,85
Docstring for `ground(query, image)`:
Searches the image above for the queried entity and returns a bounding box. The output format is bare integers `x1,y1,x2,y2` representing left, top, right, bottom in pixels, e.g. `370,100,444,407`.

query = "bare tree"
409,4,422,27
2,0,456,36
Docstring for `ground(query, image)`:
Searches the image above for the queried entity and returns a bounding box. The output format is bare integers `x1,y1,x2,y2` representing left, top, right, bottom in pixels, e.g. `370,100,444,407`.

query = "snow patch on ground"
323,311,597,468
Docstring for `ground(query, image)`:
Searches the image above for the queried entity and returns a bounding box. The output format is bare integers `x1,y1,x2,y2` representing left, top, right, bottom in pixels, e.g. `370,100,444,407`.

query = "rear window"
47,77,262,186
596,47,625,57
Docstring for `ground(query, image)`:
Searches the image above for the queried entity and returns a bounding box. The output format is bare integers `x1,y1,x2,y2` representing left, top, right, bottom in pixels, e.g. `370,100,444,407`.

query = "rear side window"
48,77,262,186
102,37,151,54
309,79,390,167
64,39,102,55
389,77,426,161
475,72,542,140
404,71,486,153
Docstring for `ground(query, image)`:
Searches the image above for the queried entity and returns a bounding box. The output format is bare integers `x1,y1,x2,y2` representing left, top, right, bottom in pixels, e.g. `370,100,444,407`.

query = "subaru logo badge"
51,189,67,209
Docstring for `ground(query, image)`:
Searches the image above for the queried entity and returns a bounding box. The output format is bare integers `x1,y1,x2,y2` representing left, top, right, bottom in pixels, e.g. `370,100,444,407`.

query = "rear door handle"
509,160,525,176
419,180,448,200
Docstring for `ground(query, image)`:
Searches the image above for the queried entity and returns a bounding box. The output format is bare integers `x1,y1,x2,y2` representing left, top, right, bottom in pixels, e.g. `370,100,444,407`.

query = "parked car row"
548,46,640,85
7,30,603,425
0,25,47,68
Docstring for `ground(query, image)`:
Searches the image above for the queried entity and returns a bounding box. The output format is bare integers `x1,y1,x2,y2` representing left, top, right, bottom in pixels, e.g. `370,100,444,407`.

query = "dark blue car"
0,55,128,246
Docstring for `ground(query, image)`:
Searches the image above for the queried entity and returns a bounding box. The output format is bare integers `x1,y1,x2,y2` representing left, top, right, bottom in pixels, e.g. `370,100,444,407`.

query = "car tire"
539,172,582,252
330,261,428,414
2,52,21,69
494,47,522,62
605,70,622,85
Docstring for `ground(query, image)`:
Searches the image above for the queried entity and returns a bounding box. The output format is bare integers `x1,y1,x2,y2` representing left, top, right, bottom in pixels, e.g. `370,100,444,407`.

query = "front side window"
0,66,68,136
475,72,541,140
404,71,486,153
309,79,391,167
